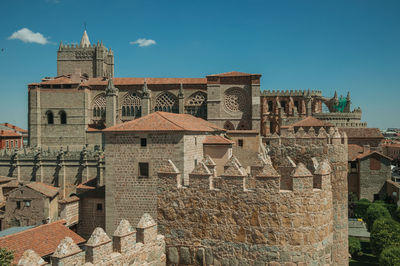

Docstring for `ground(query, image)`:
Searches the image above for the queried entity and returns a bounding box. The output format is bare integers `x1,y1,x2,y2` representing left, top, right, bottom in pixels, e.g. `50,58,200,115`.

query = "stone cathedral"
28,31,365,149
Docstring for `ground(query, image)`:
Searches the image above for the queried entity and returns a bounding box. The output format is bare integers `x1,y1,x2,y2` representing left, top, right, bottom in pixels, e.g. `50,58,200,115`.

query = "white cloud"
130,38,156,47
8,28,49,45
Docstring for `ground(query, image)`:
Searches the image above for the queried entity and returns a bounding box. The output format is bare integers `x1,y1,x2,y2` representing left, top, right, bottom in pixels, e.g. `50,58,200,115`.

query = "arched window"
185,91,207,120
237,120,249,130
224,121,235,130
122,92,142,119
155,92,178,113
59,111,67,124
46,111,54,125
92,93,106,120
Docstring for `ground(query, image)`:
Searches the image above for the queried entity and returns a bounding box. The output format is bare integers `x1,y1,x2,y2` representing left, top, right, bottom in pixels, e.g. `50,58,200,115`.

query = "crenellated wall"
17,213,166,266
157,152,337,265
265,126,348,266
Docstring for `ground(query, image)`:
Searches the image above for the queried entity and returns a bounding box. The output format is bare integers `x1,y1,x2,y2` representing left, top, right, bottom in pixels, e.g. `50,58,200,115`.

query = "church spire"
80,30,91,47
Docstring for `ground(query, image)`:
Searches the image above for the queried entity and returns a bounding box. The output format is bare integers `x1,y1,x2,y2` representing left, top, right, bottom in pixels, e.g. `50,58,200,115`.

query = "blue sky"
0,0,399,129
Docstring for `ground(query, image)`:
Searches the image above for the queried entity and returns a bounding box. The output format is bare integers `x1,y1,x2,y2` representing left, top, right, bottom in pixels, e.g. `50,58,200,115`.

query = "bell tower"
57,30,114,78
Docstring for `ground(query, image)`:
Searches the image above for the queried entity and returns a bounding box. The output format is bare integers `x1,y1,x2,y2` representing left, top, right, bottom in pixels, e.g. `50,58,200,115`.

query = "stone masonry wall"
265,127,348,266
18,214,166,266
359,155,392,201
158,161,333,265
105,132,185,234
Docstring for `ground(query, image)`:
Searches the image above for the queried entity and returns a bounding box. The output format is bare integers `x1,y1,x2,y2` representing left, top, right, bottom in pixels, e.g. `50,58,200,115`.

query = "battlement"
18,214,165,266
58,41,112,53
159,153,332,196
261,89,323,97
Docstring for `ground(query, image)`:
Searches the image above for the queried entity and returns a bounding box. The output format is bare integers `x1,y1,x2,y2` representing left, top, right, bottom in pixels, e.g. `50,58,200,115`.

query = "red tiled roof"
26,182,59,198
0,220,85,264
58,196,79,204
0,130,22,137
203,135,234,145
104,112,224,133
291,117,333,127
0,123,27,133
227,130,259,134
348,144,392,161
339,128,384,139
40,76,80,85
207,71,260,77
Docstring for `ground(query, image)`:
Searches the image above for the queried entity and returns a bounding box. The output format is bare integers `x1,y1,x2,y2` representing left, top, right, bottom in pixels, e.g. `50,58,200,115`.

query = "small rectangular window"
16,201,21,209
140,138,147,147
96,203,103,211
194,159,198,166
238,139,243,147
350,162,357,169
25,200,31,207
6,140,9,148
139,162,149,177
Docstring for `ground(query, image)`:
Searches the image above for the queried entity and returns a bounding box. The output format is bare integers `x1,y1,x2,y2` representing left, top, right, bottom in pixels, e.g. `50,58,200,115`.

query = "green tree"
370,218,400,256
379,246,400,266
0,248,14,266
349,237,362,257
395,207,400,223
365,203,391,231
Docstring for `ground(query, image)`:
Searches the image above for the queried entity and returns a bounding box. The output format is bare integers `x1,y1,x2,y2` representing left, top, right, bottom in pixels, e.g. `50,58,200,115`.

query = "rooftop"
26,182,59,198
0,123,27,133
207,71,261,77
104,112,224,133
0,130,22,137
203,135,234,145
290,116,334,127
0,220,85,264
348,144,392,161
339,127,384,139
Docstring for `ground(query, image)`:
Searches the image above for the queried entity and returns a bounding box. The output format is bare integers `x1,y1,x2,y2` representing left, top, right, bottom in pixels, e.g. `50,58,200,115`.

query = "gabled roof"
203,135,234,145
339,128,384,139
207,71,260,77
0,220,85,264
291,116,333,127
25,182,59,198
104,112,224,133
348,144,392,161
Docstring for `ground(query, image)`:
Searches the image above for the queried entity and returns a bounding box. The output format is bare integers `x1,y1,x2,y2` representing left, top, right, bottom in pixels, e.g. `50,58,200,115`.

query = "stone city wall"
157,155,334,265
265,126,348,266
18,213,166,266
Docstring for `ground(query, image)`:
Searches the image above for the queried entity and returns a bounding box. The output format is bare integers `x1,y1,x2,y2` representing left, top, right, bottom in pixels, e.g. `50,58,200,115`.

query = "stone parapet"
18,214,166,266
261,89,323,97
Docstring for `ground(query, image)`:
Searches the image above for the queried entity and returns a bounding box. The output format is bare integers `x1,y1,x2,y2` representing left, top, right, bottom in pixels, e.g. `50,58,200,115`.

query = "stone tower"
57,30,114,78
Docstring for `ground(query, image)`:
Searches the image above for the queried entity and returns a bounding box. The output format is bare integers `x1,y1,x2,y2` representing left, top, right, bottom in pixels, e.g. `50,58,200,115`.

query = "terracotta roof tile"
207,71,260,77
0,130,22,137
291,117,333,127
0,220,85,264
339,128,384,139
348,144,363,161
104,112,224,132
40,76,80,85
203,135,234,145
0,123,27,133
26,182,59,198
226,130,259,134
348,144,392,161
84,77,207,86
58,196,79,204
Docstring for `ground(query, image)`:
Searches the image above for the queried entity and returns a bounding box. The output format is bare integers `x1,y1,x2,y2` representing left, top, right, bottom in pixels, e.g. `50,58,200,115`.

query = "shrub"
379,246,400,266
349,237,362,257
352,199,371,219
0,248,13,266
370,218,400,256
365,203,391,231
